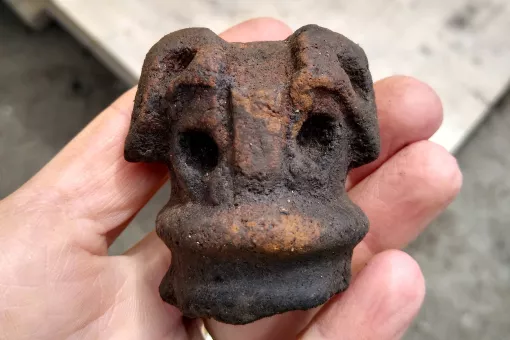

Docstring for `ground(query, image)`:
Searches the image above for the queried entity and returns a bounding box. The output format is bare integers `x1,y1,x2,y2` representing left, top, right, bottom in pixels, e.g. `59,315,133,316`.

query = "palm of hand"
0,19,461,340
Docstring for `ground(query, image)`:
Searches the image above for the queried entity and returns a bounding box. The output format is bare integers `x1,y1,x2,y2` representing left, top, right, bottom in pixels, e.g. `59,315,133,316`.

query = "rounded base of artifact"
159,248,353,324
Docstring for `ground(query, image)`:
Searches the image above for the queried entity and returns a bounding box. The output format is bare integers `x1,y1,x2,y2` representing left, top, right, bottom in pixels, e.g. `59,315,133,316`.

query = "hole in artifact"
164,48,196,71
297,114,336,155
179,130,219,172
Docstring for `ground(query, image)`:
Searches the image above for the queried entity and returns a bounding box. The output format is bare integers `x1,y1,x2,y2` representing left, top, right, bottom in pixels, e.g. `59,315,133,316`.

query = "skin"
0,18,462,340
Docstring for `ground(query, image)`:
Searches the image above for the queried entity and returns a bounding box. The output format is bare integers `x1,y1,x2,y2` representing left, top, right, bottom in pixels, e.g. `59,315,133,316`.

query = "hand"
0,18,461,340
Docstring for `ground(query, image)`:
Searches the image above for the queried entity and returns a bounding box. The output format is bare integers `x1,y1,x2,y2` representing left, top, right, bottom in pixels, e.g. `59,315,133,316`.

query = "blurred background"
1,1,509,339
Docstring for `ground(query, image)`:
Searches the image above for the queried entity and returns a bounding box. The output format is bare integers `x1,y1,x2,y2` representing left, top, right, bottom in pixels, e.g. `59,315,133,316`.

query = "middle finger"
347,75,443,189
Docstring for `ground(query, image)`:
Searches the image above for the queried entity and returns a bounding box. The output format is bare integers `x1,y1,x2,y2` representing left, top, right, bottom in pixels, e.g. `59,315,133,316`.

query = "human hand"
0,18,461,340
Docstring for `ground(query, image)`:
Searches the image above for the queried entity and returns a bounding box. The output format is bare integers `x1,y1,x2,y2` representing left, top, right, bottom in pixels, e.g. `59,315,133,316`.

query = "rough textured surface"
3,4,510,337
124,25,380,324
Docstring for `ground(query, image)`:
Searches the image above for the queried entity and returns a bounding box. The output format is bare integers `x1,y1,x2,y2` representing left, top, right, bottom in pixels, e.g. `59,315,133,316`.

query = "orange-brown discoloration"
228,214,321,254
231,89,285,177
230,224,240,234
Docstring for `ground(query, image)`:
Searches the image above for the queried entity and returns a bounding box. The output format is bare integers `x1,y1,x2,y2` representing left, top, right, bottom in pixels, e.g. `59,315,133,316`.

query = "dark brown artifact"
124,24,380,325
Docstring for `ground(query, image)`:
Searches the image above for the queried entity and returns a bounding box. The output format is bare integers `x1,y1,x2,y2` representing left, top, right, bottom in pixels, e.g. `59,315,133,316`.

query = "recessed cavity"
164,48,196,72
179,130,219,172
297,115,336,155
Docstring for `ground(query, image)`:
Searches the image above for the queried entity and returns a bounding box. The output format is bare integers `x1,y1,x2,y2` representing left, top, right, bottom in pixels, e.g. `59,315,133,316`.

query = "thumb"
299,250,425,340
123,231,171,286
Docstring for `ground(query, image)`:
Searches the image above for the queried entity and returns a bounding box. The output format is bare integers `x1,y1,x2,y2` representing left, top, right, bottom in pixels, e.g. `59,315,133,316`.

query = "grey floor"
1,4,508,339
